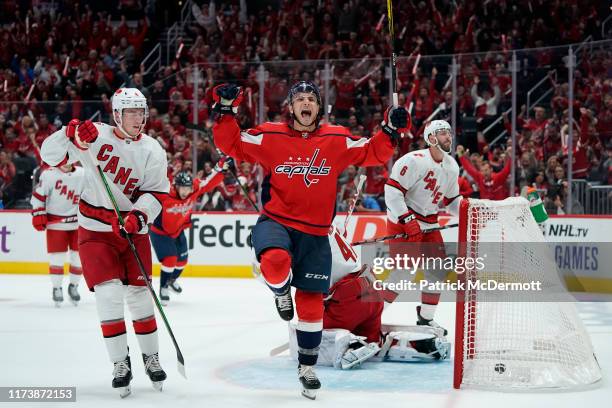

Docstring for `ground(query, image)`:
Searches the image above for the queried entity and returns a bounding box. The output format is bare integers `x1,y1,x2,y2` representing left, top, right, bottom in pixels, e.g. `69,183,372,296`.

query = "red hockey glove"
398,211,421,237
66,119,98,150
214,156,235,173
212,84,243,115
32,208,47,231
111,210,147,238
382,106,411,142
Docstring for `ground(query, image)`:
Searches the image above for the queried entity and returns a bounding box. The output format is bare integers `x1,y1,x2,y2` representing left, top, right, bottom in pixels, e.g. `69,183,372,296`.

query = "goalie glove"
381,106,410,142
212,84,244,115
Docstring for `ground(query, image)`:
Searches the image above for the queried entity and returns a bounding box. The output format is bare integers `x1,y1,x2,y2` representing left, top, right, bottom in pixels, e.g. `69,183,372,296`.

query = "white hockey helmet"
111,88,148,138
423,120,453,154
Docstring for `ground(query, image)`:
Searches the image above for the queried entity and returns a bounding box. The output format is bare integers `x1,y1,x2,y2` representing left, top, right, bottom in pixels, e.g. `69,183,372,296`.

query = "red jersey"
151,172,224,238
213,116,393,235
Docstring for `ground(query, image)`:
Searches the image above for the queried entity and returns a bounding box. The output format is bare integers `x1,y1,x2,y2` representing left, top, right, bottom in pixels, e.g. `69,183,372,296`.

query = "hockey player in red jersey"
384,120,462,335
150,157,232,305
40,88,169,397
213,80,408,399
288,224,450,369
30,163,85,306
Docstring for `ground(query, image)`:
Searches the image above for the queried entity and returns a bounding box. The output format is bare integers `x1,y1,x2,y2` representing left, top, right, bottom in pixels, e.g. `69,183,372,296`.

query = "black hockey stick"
351,223,459,246
387,0,399,107
85,149,186,379
215,148,260,212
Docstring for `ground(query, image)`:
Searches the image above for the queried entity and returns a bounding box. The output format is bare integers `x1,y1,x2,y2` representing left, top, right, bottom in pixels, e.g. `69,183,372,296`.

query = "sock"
160,271,173,288
69,265,82,285
49,252,65,288
94,279,128,363
49,265,64,288
420,292,441,320
160,256,177,288
127,285,158,356
295,290,324,366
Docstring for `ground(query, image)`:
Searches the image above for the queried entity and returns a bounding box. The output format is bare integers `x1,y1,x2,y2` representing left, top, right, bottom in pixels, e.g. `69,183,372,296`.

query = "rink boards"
0,210,611,292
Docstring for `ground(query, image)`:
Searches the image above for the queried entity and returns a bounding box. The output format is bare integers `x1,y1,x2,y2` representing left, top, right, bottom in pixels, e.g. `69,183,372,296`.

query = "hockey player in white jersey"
40,88,170,398
31,163,85,306
384,120,462,334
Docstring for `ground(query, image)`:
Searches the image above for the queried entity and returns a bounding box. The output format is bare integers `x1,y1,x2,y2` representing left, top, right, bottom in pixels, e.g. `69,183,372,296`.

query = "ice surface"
0,275,610,407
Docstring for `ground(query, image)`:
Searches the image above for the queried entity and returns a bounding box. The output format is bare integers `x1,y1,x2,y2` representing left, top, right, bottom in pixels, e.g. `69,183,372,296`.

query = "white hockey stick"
269,342,290,357
343,173,367,232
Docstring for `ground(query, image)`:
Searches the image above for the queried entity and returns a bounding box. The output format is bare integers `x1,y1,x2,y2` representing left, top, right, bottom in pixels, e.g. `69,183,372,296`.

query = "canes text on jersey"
54,180,80,204
97,144,139,195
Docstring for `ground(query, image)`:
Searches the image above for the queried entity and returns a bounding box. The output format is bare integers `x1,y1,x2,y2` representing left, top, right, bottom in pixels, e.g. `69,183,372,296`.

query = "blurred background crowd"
0,0,610,214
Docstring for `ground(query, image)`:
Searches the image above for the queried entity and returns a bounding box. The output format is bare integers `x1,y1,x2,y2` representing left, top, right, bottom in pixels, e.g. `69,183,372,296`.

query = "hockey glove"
66,119,98,150
32,208,47,231
398,211,421,237
214,156,235,173
212,84,244,115
381,106,411,142
111,210,147,238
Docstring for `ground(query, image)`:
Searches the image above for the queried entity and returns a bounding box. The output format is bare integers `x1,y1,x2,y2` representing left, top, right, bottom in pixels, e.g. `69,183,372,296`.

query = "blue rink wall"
1,210,611,293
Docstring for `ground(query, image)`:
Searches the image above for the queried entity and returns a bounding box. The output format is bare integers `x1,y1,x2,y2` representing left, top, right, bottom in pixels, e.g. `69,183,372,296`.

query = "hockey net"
453,197,601,390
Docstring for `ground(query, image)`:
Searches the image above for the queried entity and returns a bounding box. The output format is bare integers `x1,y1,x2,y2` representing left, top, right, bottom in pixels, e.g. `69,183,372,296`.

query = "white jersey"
328,224,362,288
30,166,85,231
40,123,170,233
385,148,461,227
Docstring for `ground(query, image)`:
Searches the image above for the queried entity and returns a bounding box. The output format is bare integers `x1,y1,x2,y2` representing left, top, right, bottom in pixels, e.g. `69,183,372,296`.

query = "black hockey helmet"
174,171,193,188
287,80,323,125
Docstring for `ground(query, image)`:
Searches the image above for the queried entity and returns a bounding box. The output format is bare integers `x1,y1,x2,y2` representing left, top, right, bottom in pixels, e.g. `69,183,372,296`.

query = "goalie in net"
284,223,451,370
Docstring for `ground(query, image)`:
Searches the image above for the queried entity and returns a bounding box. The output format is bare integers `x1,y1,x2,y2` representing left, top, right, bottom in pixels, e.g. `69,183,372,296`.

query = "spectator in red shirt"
0,149,16,193
457,145,512,200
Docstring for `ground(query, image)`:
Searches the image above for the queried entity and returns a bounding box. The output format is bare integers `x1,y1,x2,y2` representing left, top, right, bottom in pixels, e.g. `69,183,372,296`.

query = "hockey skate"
143,353,167,391
67,283,80,306
112,356,132,398
298,364,321,400
168,279,182,294
52,287,63,307
416,305,447,336
274,288,294,321
160,286,170,306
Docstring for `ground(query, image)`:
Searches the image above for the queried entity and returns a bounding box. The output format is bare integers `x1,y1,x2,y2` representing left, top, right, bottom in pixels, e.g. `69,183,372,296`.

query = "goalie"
287,223,450,369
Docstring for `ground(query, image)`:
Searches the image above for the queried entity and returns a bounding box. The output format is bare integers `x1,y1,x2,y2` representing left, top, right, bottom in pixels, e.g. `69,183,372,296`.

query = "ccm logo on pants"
305,273,329,280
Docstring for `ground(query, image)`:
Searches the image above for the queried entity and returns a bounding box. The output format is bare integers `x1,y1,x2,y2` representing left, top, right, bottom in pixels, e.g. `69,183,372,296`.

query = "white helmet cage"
111,88,149,137
423,120,453,154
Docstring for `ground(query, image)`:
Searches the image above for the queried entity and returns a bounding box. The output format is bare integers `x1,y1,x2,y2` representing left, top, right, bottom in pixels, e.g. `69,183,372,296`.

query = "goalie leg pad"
379,327,450,362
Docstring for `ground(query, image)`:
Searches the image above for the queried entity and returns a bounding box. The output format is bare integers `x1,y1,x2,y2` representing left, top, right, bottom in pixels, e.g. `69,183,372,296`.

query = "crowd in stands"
1,0,610,214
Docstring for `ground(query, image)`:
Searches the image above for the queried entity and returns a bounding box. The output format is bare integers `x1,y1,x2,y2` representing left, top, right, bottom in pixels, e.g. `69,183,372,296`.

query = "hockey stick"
343,173,367,232
84,148,187,379
386,0,398,107
351,223,459,246
269,341,290,357
215,148,260,212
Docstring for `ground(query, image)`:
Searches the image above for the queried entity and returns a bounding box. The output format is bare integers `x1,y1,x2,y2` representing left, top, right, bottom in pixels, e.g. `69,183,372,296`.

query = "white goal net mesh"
455,197,601,389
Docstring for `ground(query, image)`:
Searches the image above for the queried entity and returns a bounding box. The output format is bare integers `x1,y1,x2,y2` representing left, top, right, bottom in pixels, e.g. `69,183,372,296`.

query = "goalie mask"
424,120,453,155
287,81,322,127
111,88,149,138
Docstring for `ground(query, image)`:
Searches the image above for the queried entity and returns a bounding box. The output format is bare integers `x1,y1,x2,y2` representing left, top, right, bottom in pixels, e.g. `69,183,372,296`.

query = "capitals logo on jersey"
166,203,193,216
274,148,331,187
